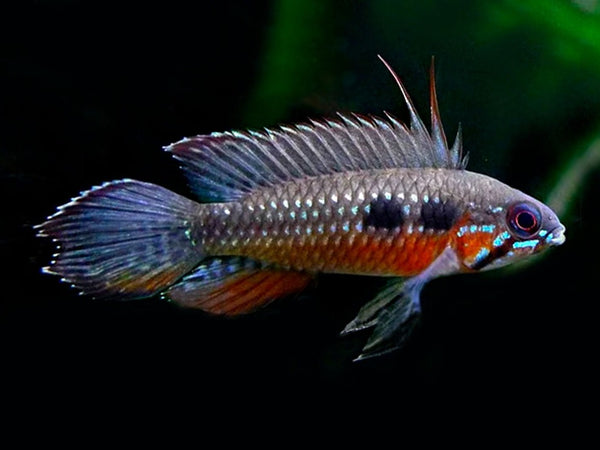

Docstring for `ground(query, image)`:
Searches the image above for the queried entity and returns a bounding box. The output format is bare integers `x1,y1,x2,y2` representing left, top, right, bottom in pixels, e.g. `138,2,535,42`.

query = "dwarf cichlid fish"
37,56,566,360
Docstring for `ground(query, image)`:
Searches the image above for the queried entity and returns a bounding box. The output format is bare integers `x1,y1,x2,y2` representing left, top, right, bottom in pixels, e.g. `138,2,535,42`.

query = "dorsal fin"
165,56,468,202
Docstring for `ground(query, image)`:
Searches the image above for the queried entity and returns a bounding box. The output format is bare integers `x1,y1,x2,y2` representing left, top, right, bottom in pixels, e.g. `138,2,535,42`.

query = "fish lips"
548,225,566,246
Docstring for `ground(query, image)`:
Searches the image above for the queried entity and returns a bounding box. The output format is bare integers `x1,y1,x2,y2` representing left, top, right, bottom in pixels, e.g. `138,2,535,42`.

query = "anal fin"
164,257,312,315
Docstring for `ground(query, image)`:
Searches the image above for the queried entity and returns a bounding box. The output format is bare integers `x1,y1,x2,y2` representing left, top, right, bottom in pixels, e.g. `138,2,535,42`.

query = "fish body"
37,57,565,359
197,167,548,276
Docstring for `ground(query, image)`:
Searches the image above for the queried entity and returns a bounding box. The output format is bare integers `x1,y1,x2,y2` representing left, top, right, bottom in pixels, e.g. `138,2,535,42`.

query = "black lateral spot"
420,199,459,231
364,194,404,230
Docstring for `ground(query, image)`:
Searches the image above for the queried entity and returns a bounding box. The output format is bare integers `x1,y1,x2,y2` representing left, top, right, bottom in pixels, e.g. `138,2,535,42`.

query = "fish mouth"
548,225,566,246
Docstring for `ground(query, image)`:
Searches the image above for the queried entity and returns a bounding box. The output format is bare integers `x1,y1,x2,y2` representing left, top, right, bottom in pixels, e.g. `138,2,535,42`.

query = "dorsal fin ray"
376,55,431,155
451,122,464,168
428,56,449,160
165,57,468,202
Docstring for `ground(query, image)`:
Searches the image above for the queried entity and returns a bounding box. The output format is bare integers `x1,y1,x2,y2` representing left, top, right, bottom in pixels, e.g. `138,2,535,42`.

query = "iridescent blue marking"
481,225,496,233
474,247,490,264
493,231,511,248
351,205,359,216
295,199,302,208
491,206,504,213
469,225,478,233
355,222,363,232
300,211,308,220
403,204,410,215
342,222,350,232
512,239,538,249
384,192,392,201
538,230,548,237
545,233,554,243
457,225,469,237
290,211,296,219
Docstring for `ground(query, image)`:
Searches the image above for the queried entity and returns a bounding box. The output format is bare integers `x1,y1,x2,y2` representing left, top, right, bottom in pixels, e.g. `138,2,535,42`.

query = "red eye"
507,202,541,238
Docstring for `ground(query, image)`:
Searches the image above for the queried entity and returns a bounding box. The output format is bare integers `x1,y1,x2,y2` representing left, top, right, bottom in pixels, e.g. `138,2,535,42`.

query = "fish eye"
507,202,541,238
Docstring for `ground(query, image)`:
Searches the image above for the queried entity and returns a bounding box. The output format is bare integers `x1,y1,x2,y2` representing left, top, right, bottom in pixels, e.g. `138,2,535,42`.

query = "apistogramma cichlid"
37,56,566,360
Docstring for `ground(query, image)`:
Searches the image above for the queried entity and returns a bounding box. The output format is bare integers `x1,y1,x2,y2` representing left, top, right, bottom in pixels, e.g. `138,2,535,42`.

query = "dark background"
2,0,598,432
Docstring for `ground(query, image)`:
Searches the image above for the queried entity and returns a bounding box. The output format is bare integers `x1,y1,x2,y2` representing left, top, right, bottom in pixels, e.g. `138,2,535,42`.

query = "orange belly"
214,224,454,277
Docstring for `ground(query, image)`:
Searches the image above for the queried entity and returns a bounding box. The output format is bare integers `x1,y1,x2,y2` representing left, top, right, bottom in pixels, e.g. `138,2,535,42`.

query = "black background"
1,0,597,435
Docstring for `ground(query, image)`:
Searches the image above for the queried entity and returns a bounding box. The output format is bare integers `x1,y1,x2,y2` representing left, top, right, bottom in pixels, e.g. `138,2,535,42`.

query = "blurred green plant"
242,0,340,127
546,131,600,219
489,0,600,67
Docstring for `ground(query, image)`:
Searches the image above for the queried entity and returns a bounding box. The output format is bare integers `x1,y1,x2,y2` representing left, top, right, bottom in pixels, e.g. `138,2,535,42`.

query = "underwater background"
1,0,598,433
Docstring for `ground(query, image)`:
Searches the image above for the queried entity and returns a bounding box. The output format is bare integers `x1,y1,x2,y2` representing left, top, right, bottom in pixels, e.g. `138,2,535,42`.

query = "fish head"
459,183,566,271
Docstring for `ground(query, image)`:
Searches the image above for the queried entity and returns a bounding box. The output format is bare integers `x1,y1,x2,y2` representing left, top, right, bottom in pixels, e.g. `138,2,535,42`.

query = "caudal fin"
36,179,204,299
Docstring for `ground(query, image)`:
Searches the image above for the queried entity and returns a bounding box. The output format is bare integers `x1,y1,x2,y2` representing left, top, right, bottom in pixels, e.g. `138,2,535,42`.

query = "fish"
36,56,566,360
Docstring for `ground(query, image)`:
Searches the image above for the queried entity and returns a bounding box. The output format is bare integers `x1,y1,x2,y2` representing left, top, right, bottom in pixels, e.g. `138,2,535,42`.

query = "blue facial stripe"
493,231,511,248
512,239,539,249
456,225,468,237
474,247,490,264
457,224,497,238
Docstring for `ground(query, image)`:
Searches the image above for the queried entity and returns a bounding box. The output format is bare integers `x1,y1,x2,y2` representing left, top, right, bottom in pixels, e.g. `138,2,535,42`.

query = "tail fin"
36,179,204,299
